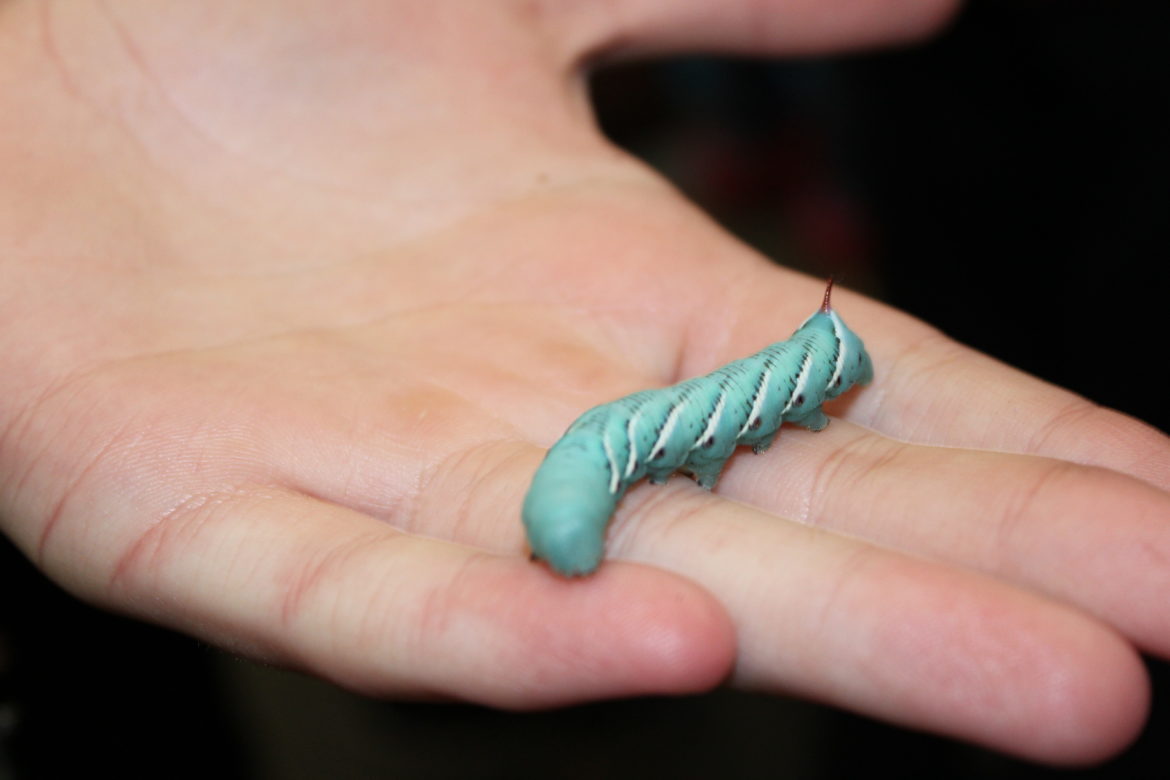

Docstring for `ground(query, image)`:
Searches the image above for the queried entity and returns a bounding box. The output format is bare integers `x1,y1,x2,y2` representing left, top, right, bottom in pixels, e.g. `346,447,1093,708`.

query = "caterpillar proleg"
523,280,873,576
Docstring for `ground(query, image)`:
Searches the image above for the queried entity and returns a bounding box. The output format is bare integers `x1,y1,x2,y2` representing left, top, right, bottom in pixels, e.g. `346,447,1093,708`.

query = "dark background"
3,2,1168,777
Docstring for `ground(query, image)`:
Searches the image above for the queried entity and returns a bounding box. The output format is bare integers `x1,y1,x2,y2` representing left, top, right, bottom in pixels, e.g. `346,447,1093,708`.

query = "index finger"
721,272,1170,490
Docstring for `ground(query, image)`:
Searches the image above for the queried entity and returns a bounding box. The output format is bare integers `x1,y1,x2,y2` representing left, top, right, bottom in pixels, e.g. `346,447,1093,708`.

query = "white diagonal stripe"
602,431,620,494
782,352,814,415
828,310,848,389
649,398,687,460
691,390,727,451
624,408,643,478
737,367,772,436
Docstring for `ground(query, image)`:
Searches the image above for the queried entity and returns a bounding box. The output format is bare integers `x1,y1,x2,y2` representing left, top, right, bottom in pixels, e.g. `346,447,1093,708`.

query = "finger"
549,0,961,63
854,329,1170,490
373,437,1147,762
717,420,1170,656
605,482,1148,765
713,270,1170,490
19,487,734,708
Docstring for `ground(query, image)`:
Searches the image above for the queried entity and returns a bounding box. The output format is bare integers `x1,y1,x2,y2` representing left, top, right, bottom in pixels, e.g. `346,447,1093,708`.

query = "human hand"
2,0,1165,765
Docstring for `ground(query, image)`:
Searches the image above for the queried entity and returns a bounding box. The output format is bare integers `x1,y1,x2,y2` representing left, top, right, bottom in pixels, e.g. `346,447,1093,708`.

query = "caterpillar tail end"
522,442,617,577
858,352,875,387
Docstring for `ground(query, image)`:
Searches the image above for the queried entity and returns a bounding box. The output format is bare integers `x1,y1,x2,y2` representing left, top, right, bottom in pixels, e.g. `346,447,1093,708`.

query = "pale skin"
2,0,1168,766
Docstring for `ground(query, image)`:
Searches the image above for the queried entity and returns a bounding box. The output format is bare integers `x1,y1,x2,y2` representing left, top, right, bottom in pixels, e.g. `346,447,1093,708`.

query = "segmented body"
523,281,873,576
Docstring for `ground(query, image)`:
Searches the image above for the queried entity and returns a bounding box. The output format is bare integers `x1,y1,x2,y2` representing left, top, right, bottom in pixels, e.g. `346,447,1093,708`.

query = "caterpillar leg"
750,431,779,454
690,464,723,490
676,463,726,490
791,410,830,432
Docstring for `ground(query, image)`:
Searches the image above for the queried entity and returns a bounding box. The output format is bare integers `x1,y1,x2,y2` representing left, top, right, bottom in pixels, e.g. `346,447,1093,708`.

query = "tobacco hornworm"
522,280,873,576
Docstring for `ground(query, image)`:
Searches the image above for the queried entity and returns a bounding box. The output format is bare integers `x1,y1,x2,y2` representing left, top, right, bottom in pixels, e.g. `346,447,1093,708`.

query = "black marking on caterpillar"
522,280,873,576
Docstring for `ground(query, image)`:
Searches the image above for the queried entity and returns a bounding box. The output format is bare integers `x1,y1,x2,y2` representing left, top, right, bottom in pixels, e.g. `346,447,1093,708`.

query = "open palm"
2,0,1167,765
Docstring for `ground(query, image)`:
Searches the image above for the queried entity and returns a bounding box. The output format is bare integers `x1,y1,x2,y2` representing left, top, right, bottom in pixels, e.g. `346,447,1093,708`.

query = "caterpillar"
522,279,873,576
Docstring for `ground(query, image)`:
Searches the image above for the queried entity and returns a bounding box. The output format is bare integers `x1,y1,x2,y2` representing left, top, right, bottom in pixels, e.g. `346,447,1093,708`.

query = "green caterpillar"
522,280,873,576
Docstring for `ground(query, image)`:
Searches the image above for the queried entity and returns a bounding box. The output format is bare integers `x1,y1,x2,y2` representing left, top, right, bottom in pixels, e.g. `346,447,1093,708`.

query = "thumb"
557,0,961,63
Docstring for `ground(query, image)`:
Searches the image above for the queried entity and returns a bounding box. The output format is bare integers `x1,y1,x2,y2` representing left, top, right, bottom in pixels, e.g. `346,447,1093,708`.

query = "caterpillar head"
522,438,615,576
